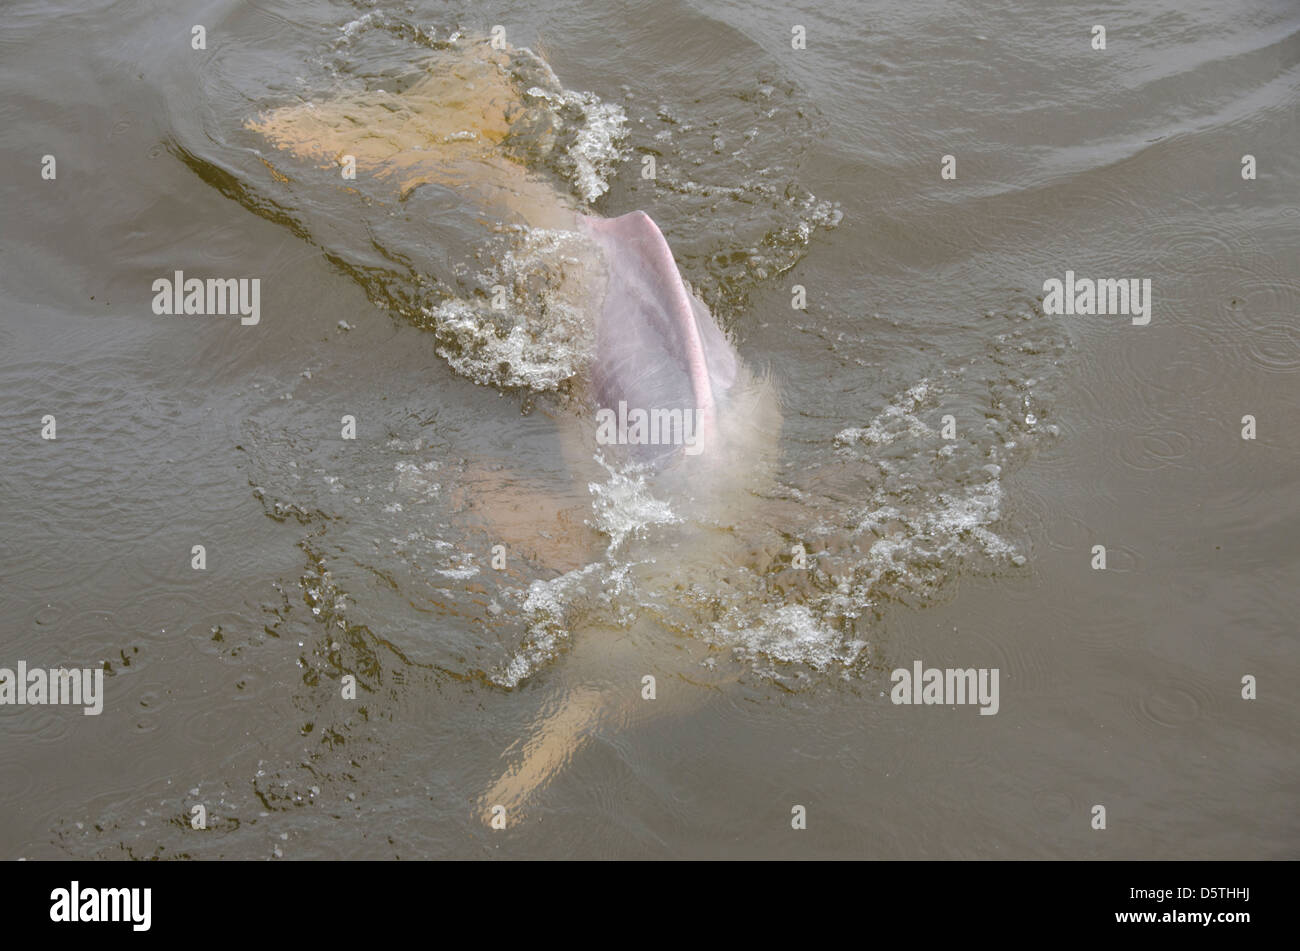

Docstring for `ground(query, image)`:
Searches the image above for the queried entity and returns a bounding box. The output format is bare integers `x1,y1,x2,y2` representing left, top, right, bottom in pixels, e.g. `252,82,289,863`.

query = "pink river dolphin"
242,35,783,821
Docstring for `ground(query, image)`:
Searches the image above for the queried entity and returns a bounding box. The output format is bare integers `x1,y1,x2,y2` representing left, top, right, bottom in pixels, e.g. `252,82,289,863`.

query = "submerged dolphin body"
242,37,781,820
472,212,779,820
478,211,778,821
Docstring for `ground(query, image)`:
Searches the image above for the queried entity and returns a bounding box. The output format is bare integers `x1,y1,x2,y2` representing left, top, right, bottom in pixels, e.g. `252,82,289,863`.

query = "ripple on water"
1112,671,1223,744
0,757,38,811
0,701,77,744
1031,786,1081,825
1115,425,1198,474
1213,276,1300,375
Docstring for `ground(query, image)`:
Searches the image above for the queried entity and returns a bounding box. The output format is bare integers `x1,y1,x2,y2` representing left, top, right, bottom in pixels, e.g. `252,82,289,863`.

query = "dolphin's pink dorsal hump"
579,211,738,464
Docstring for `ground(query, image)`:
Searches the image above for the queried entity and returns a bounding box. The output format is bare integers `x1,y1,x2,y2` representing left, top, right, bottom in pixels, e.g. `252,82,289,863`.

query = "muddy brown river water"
1,0,1296,858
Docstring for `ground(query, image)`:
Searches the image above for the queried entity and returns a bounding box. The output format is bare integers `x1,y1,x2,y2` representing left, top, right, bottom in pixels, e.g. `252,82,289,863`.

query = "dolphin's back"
580,211,738,463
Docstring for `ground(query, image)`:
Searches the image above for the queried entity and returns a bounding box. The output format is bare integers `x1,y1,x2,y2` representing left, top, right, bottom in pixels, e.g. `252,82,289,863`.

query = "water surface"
1,0,1296,859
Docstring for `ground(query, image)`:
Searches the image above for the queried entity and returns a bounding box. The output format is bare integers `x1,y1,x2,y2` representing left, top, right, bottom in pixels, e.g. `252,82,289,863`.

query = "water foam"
423,226,602,391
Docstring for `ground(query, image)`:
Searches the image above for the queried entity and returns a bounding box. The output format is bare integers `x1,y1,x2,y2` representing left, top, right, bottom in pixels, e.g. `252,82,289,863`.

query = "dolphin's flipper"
580,211,739,464
456,456,602,575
